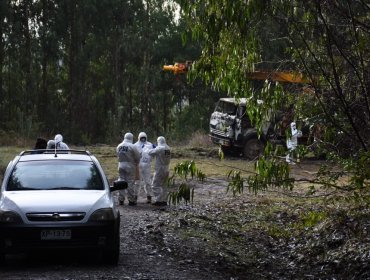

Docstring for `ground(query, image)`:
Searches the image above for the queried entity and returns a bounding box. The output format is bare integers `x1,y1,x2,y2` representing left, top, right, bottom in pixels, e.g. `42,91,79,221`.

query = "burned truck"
209,97,314,159
161,63,314,159
209,98,285,159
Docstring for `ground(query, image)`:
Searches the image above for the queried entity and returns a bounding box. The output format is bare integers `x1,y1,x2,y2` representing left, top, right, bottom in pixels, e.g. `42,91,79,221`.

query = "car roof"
17,150,95,162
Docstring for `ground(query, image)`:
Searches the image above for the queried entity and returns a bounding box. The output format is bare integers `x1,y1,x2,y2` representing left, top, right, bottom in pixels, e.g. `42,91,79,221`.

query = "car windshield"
6,160,104,191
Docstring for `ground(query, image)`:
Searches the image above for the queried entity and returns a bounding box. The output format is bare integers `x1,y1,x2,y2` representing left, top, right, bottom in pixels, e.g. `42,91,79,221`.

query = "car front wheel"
102,218,120,265
103,245,119,265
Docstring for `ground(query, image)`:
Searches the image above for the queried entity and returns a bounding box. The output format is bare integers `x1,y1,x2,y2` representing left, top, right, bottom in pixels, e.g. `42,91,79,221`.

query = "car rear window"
6,160,104,191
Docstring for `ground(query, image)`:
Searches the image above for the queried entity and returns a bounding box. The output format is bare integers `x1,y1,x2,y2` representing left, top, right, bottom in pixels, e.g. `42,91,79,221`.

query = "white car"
0,149,127,264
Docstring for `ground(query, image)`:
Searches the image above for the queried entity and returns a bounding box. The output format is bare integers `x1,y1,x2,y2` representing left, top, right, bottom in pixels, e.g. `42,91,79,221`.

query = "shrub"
187,130,212,148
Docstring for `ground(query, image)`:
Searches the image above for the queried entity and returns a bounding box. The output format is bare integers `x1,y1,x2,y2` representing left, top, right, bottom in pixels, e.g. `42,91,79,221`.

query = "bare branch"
317,2,368,151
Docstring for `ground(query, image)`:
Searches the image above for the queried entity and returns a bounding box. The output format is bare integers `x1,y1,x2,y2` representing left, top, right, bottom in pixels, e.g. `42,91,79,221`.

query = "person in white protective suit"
149,136,171,206
54,134,69,150
47,140,55,149
116,132,141,206
286,122,302,164
134,132,155,203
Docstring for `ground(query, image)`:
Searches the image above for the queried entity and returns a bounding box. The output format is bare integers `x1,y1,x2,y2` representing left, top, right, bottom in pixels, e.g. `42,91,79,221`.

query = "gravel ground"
0,159,368,280
0,190,230,280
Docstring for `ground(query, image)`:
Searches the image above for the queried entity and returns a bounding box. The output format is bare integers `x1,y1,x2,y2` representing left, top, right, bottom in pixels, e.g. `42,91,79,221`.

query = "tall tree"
0,0,206,144
0,1,9,116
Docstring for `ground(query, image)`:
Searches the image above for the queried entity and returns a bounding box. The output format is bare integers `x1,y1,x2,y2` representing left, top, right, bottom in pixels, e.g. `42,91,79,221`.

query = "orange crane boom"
163,61,311,84
245,71,310,84
162,61,192,75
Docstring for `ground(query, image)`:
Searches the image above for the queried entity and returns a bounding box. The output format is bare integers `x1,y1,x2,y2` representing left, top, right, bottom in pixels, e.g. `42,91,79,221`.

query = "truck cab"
209,98,274,159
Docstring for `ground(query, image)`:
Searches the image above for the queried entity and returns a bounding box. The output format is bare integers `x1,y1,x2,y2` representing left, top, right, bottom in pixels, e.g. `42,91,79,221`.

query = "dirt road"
0,192,230,280
0,156,368,280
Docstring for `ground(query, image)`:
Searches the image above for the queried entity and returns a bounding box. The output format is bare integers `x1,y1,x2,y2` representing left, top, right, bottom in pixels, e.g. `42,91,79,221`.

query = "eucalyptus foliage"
180,0,370,202
167,160,206,205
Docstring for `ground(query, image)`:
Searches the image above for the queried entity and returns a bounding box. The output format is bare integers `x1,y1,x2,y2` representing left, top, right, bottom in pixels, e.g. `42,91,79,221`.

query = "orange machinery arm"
245,71,310,84
163,62,311,84
163,61,192,75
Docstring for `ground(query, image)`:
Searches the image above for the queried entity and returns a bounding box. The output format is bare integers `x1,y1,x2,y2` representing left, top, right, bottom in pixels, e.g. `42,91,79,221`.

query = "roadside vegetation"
163,190,369,278
0,1,369,278
1,135,368,278
175,4,370,277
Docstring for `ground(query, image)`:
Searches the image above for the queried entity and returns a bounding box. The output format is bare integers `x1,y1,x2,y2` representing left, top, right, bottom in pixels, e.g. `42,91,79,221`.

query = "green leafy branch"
225,145,369,206
167,160,206,206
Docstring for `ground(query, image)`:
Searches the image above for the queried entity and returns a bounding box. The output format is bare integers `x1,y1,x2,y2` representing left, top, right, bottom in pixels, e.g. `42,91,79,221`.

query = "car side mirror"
110,180,128,192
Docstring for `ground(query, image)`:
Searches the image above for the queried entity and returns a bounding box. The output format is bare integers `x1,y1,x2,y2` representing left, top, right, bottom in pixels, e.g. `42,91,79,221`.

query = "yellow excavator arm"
163,61,311,84
245,71,310,84
162,61,192,75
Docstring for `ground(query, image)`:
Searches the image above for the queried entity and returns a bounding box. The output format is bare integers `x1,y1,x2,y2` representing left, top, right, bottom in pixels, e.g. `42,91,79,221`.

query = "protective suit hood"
47,140,55,149
157,136,166,147
138,132,147,142
124,132,134,143
54,134,63,143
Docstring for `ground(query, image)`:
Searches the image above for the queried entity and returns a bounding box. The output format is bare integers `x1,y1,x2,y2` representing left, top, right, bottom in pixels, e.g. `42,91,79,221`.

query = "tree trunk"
67,0,79,141
142,51,150,127
0,10,4,115
39,0,49,128
163,92,167,132
23,0,33,118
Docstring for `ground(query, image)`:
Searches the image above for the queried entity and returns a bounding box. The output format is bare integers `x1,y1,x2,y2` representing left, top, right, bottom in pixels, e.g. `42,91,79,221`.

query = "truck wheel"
243,138,264,160
220,145,233,156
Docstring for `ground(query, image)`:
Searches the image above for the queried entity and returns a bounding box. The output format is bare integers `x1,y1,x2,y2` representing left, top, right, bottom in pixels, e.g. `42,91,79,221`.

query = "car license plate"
41,229,71,240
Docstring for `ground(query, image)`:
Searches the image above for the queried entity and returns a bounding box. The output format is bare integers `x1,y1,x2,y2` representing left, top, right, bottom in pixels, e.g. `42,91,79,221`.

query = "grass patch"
0,146,23,178
299,210,327,228
187,131,213,148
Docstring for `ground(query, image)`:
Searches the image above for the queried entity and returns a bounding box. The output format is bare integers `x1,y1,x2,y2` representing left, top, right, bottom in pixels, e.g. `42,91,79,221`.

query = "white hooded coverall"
149,136,171,203
286,122,302,163
47,140,56,149
54,134,69,150
116,133,141,203
134,132,154,198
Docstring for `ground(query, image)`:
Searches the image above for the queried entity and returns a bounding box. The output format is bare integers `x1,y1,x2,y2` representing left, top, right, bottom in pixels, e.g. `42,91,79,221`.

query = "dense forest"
1,1,369,167
0,2,368,277
0,0,220,144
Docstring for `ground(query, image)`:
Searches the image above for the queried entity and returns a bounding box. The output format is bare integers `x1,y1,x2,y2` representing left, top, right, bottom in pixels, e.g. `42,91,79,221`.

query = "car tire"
103,246,119,265
103,218,120,265
243,138,264,160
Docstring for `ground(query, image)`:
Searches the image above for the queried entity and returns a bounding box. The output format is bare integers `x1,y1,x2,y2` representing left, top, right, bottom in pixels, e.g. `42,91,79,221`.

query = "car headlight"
0,210,23,224
89,208,115,222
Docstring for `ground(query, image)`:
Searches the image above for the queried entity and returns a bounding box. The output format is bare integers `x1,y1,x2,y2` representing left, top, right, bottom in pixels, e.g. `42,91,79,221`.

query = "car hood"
2,190,110,215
